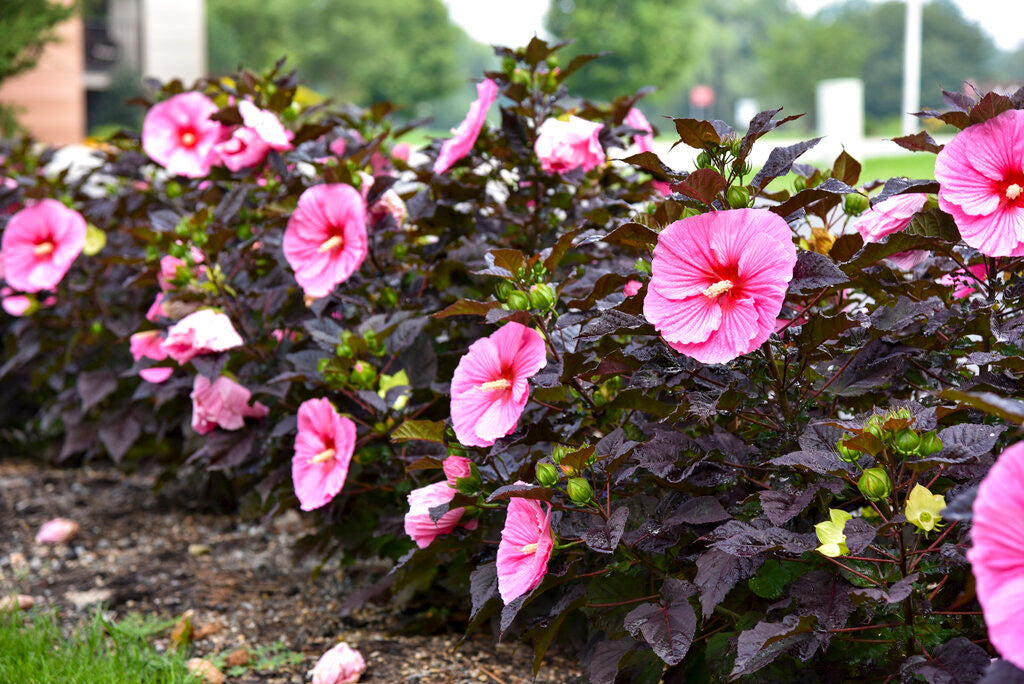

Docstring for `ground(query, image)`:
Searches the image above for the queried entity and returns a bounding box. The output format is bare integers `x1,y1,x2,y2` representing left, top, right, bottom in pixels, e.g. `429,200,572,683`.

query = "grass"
859,154,935,183
0,607,198,683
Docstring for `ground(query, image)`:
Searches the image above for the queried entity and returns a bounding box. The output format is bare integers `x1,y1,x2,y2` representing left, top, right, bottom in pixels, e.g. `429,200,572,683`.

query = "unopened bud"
507,291,530,310
536,462,559,487
844,193,870,216
893,428,921,456
529,283,556,310
567,477,593,504
858,467,892,501
726,186,749,209
835,437,861,463
918,430,943,456
695,151,712,169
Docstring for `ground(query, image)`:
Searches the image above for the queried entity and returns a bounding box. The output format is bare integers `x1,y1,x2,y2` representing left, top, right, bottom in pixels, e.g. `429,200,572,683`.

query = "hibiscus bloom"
624,279,643,297
214,101,293,171
162,309,244,364
442,455,472,487
935,108,1024,256
310,642,366,684
142,92,222,178
941,263,989,298
852,193,929,271
624,107,655,153
2,199,87,292
283,184,368,298
969,441,1024,669
434,78,498,174
404,481,477,548
237,100,292,150
130,330,173,383
497,489,554,604
535,115,605,174
158,248,204,290
644,208,797,364
450,322,546,447
145,292,167,322
190,375,268,434
291,398,357,511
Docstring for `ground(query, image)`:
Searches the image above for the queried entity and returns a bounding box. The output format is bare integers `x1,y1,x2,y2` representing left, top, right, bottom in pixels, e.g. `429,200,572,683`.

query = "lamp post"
902,0,923,135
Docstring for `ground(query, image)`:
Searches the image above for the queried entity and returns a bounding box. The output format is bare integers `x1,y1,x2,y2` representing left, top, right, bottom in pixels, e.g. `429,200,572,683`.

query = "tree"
0,0,75,83
545,0,701,106
207,0,467,111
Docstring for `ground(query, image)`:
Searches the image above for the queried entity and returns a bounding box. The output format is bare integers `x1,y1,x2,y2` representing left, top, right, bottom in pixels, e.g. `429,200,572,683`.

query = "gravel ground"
0,460,585,683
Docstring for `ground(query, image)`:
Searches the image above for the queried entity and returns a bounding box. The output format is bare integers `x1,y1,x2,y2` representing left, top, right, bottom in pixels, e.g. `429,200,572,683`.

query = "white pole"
902,0,923,135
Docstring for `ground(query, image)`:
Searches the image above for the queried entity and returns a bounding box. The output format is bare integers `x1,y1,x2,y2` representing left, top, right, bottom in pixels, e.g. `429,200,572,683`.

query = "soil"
0,460,585,683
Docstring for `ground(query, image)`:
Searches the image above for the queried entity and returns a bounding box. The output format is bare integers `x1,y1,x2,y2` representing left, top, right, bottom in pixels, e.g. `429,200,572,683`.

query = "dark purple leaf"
694,549,761,615
77,370,117,412
900,636,990,683
582,506,629,553
788,251,848,294
751,138,822,191
623,578,697,666
890,131,944,154
486,483,552,503
731,615,815,677
672,168,727,207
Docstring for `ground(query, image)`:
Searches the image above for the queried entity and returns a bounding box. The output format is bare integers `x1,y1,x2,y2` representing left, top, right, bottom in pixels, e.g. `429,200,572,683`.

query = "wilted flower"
403,481,477,549
291,398,356,511
145,293,167,322
853,193,927,242
2,200,87,292
214,101,292,171
35,518,80,544
310,642,366,684
535,115,605,174
283,184,368,298
814,509,852,557
367,189,406,228
969,441,1024,670
497,488,554,604
158,248,204,291
644,208,797,364
450,322,546,447
935,108,1024,256
142,92,222,178
189,375,268,434
904,483,945,532
434,78,498,174
162,309,244,364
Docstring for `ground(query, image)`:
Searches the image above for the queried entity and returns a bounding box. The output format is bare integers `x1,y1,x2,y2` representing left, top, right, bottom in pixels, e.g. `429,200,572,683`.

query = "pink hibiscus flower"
214,101,293,171
450,322,546,448
941,263,989,298
624,279,643,297
392,142,411,163
283,184,368,298
35,518,80,544
1,290,32,316
624,107,655,153
367,189,406,228
142,92,222,178
291,398,357,512
162,309,244,364
237,100,292,150
852,193,930,271
310,642,366,684
130,330,172,383
403,480,477,549
644,208,797,364
189,375,268,435
935,108,1024,256
2,200,86,292
969,441,1024,669
442,455,472,487
145,293,167,322
535,115,605,174
158,248,205,290
434,78,498,174
496,488,554,604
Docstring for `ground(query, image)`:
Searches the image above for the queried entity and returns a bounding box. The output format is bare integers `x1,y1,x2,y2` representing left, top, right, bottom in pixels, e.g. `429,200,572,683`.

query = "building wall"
0,9,86,144
141,0,207,85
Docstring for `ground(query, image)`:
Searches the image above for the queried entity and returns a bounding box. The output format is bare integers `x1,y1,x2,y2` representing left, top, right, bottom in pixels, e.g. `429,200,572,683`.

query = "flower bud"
918,430,943,456
495,280,513,301
349,361,377,389
551,444,571,464
726,186,749,209
536,462,559,487
507,290,530,310
529,283,556,310
793,176,807,191
835,437,861,463
695,151,712,169
858,467,892,501
844,193,870,216
893,428,921,456
730,138,744,156
680,206,702,219
567,477,593,504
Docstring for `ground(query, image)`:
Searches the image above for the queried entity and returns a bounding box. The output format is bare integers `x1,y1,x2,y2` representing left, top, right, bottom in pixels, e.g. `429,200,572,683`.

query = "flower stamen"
310,447,336,464
702,279,734,298
477,378,512,392
519,542,538,554
1006,184,1022,201
318,235,344,253
180,131,196,147
33,241,54,256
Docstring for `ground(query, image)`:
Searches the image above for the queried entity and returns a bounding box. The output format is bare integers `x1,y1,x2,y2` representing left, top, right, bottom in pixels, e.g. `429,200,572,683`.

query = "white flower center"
702,279,734,298
519,542,538,554
1006,184,1022,201
180,131,196,147
318,235,344,253
33,241,54,256
477,378,511,392
310,448,336,464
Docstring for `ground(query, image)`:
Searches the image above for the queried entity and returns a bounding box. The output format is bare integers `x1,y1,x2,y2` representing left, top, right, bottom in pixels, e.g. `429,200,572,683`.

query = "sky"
442,0,1024,51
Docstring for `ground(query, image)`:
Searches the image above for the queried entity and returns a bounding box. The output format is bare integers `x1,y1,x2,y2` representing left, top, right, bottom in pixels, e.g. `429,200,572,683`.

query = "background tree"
0,0,75,83
544,0,701,107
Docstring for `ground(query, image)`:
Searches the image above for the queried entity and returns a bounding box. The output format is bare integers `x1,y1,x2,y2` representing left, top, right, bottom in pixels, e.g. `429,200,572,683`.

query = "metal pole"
902,0,923,135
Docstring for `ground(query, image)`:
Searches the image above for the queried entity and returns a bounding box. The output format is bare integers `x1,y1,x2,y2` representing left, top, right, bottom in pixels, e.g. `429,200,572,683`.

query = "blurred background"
2,0,1023,148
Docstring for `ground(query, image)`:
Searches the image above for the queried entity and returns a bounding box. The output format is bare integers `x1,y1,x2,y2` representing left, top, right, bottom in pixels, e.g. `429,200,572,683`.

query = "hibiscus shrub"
3,42,1024,682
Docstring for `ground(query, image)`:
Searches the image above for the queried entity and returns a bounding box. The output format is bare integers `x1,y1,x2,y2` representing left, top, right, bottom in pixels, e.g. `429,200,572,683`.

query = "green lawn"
859,154,935,183
0,608,198,683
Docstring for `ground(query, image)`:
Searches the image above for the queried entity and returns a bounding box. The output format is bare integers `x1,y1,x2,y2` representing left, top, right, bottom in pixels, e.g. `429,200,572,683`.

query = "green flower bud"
835,437,861,463
567,477,593,504
90,321,103,335
730,138,744,156
695,151,712,169
858,467,892,501
349,361,377,388
501,56,516,73
680,206,702,219
893,428,922,456
918,430,943,456
393,244,408,260
507,290,530,310
536,462,559,487
495,280,513,301
236,224,254,240
726,186,750,209
529,283,556,310
793,176,807,192
166,181,182,199
634,258,652,275
844,193,870,216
